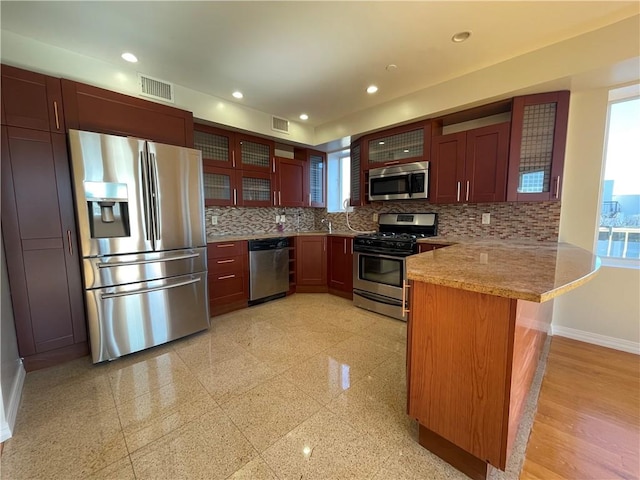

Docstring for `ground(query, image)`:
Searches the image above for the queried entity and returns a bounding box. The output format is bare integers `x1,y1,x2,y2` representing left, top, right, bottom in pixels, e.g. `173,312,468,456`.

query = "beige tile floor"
1,294,536,480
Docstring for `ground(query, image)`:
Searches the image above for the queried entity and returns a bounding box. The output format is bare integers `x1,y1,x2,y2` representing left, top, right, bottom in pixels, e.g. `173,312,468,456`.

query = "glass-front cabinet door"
236,134,274,172
366,120,431,167
507,91,570,202
238,171,274,207
193,124,235,168
202,164,236,206
308,151,326,207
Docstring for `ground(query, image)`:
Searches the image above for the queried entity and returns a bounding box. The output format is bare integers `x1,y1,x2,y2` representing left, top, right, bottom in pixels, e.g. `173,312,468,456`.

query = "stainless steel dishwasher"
248,237,289,305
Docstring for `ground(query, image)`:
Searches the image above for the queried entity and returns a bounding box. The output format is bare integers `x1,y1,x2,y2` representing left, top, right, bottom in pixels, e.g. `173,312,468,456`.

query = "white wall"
553,88,640,353
0,236,26,441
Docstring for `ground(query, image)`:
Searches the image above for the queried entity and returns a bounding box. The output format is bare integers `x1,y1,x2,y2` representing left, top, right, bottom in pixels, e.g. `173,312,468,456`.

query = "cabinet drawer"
209,254,244,275
207,241,246,258
208,272,246,300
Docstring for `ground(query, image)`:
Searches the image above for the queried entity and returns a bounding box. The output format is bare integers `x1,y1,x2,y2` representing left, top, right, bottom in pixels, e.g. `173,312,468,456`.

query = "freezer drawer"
85,272,209,363
83,247,207,288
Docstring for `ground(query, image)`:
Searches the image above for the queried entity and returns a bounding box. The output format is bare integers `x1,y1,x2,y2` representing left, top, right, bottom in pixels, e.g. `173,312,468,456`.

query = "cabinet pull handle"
216,259,235,264
272,157,276,173
217,243,235,248
402,280,410,315
273,191,276,205
233,188,237,205
384,161,400,166
343,238,347,255
278,191,281,205
309,193,312,206
232,150,235,168
350,240,353,254
54,101,60,130
323,237,326,252
67,230,73,256
217,274,235,280
554,176,561,199
465,181,470,202
456,182,461,202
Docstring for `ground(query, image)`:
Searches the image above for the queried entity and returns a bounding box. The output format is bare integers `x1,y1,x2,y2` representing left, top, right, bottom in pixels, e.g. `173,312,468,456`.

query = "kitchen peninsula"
405,241,600,480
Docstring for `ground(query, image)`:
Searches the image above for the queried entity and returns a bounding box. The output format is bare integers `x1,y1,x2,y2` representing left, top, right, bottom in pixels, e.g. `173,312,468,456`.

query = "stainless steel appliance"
368,161,429,201
353,213,437,321
248,237,289,305
68,129,209,363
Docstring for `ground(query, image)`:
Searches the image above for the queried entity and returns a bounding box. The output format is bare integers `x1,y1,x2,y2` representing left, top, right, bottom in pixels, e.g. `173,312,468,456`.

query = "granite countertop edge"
406,241,601,303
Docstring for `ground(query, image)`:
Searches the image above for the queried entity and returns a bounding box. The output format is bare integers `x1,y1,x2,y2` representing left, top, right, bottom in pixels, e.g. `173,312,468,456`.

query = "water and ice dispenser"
84,182,130,238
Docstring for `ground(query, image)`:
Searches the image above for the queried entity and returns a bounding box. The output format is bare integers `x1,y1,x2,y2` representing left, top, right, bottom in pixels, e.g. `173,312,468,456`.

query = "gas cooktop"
354,213,438,256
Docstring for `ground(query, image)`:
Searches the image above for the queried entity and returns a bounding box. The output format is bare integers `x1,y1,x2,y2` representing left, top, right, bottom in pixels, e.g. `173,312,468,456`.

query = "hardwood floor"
521,336,640,480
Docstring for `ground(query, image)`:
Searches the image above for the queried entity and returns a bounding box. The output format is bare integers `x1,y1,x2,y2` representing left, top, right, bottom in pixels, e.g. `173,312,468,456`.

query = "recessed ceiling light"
451,31,472,43
385,64,398,72
232,91,243,99
366,85,378,94
121,52,138,63
299,114,309,120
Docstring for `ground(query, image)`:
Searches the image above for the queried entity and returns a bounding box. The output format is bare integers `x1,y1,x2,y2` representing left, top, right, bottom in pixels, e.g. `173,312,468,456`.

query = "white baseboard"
551,325,640,355
0,360,25,442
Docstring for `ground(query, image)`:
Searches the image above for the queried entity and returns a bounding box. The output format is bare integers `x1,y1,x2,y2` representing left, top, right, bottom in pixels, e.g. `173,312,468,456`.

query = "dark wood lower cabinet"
327,235,353,299
1,127,87,370
207,241,249,316
295,235,327,293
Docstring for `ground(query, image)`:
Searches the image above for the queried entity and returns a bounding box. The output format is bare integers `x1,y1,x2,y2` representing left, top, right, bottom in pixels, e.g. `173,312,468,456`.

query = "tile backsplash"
206,201,561,242
318,201,561,241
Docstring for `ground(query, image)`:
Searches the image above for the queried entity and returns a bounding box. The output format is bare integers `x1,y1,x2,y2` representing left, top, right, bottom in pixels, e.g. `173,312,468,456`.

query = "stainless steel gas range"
353,213,438,321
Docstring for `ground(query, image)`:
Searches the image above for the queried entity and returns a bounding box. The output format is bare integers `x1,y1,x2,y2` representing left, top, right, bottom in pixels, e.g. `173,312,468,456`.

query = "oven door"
353,251,405,300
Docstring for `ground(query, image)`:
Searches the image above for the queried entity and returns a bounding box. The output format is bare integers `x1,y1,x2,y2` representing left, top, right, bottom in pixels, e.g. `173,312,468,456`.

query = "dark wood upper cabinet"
275,156,306,207
366,120,432,168
349,139,368,207
193,123,235,168
1,65,65,133
507,91,570,202
202,163,237,207
295,148,326,208
60,79,194,147
234,133,274,172
430,123,510,204
237,170,274,207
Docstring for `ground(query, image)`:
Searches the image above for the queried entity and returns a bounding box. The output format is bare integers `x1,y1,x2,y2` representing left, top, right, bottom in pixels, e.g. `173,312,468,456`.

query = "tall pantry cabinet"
1,65,88,370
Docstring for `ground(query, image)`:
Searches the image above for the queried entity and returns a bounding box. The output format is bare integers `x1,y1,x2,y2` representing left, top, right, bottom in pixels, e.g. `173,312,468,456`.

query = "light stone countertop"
406,240,601,303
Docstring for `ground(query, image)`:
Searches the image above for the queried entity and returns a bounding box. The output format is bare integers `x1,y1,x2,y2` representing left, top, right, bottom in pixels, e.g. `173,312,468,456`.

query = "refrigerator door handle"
148,152,160,240
140,151,153,241
101,276,200,300
96,252,200,268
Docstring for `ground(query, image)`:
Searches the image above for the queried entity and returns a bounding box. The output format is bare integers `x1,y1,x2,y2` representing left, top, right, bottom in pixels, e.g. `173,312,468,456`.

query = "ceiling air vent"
138,73,174,103
272,116,289,134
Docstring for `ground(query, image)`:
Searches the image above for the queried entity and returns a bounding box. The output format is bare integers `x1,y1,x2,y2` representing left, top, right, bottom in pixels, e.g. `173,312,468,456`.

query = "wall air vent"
138,73,174,103
272,116,289,134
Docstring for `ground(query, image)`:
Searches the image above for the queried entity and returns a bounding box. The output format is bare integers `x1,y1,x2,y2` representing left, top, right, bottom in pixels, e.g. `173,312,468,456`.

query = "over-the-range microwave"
368,161,429,201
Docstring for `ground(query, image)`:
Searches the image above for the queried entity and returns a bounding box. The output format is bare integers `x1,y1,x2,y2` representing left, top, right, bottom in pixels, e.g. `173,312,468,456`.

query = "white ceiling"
1,1,638,131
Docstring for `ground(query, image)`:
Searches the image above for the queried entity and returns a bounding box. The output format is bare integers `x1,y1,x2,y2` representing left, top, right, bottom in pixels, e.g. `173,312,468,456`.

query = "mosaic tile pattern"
206,201,560,242
317,201,562,241
205,207,316,237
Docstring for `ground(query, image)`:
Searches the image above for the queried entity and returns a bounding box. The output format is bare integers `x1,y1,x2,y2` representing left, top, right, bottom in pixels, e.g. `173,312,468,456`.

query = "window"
327,151,351,213
597,86,640,265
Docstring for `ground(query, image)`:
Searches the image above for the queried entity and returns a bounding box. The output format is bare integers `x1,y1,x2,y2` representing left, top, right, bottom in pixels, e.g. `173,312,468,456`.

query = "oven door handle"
354,249,412,259
353,289,403,307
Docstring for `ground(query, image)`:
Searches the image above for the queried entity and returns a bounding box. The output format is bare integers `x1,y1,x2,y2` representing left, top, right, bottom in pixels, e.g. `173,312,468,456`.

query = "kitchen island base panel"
418,425,489,480
408,281,553,475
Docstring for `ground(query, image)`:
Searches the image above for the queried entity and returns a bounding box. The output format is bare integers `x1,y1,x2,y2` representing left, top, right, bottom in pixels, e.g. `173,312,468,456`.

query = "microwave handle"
408,173,413,198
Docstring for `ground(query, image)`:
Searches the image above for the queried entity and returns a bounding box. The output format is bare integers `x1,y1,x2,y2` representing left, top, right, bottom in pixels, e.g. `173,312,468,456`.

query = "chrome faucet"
321,218,333,234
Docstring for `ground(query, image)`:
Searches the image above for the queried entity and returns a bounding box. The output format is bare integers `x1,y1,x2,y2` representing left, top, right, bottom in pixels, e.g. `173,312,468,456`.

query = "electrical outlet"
275,215,280,223
482,213,491,225
280,215,286,223
211,216,218,225
373,213,379,222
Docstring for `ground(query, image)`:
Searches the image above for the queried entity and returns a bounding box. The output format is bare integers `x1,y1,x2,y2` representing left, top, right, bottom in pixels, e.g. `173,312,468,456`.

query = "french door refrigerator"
68,129,209,363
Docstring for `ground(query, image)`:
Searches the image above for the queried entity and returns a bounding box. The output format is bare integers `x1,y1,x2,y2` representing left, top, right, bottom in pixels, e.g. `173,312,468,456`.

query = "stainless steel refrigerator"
68,129,209,363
